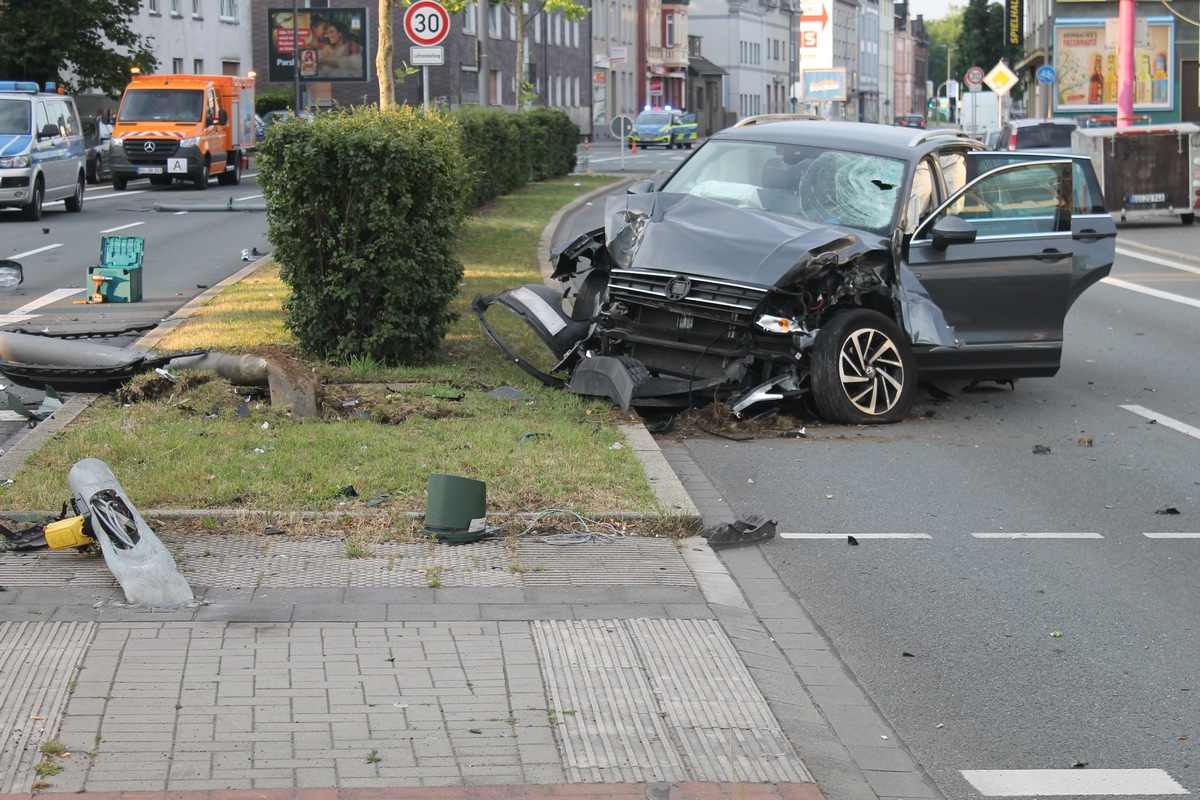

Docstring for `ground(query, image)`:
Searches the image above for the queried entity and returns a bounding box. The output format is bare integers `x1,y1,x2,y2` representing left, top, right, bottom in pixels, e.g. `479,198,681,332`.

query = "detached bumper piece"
704,515,777,550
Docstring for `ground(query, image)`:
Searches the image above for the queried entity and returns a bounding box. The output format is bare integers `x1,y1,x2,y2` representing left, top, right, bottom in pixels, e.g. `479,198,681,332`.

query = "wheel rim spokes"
838,328,905,415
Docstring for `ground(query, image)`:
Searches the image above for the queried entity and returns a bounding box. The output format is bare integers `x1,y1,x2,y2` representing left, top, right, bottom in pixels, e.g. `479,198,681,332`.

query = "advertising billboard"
1053,18,1174,112
268,7,370,83
801,69,847,102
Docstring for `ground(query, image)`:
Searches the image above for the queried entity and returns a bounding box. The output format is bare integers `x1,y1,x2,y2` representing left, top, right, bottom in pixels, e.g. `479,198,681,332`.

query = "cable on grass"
517,509,627,545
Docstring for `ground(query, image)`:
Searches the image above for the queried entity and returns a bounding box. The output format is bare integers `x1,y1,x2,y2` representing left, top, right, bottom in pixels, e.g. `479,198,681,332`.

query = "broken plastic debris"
338,485,359,498
778,428,807,438
609,442,623,450
1033,444,1051,455
519,432,548,444
847,535,859,546
1072,760,1089,769
1051,631,1063,637
487,386,535,402
264,526,285,536
393,703,409,709
1077,436,1093,447
704,515,776,550
1155,507,1180,515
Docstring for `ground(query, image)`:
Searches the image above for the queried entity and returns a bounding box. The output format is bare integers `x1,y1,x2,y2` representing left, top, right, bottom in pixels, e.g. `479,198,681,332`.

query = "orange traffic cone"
630,138,638,154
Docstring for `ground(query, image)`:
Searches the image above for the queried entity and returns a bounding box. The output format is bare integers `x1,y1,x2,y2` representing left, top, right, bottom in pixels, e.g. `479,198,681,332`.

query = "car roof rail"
733,113,825,127
907,128,978,147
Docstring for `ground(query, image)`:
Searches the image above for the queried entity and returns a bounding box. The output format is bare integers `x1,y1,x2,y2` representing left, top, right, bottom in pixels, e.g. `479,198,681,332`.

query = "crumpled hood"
604,192,887,287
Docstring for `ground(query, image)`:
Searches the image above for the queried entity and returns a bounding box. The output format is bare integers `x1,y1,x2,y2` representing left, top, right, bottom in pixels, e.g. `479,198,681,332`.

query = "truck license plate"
136,167,164,175
1128,193,1166,204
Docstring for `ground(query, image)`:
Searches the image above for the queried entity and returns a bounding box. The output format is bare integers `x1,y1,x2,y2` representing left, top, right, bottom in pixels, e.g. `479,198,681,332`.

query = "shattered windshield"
658,139,906,236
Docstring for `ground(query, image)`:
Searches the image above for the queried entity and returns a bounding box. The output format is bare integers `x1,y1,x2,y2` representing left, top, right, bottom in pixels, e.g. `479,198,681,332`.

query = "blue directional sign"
1037,65,1057,85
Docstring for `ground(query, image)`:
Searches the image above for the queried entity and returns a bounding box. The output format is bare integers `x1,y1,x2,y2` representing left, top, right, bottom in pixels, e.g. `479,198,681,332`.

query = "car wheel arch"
810,307,916,425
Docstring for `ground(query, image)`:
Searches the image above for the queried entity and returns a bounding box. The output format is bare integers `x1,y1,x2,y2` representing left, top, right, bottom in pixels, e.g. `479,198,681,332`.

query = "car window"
35,100,50,135
969,154,1104,215
0,99,32,135
1016,124,1074,149
922,162,1070,237
661,139,905,235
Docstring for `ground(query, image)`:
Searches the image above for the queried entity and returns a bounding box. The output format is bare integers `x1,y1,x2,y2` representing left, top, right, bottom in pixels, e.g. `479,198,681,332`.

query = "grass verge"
0,176,676,524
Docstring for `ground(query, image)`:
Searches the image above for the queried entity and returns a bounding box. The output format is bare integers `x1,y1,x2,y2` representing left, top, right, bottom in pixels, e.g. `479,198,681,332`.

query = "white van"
0,81,87,220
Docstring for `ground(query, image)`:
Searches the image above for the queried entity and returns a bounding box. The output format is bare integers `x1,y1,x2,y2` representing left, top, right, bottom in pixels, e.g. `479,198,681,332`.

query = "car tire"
811,309,915,425
217,153,241,186
21,178,44,221
113,176,128,191
1181,213,1195,226
64,173,85,212
87,158,98,185
194,161,210,190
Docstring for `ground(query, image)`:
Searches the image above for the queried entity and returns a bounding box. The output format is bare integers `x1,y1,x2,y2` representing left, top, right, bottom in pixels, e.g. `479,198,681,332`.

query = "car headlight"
179,136,198,147
756,315,804,334
111,137,123,146
0,154,31,168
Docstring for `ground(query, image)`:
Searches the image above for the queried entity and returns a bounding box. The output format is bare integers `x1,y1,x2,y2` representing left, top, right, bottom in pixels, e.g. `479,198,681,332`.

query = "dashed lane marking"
100,221,145,233
971,532,1104,539
1145,532,1200,539
1102,277,1200,310
961,768,1187,796
0,287,86,325
1116,245,1200,276
1121,405,1200,442
778,533,932,539
10,244,62,260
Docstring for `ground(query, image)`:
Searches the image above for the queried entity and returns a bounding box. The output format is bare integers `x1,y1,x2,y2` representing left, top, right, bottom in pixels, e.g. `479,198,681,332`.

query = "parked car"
82,116,113,184
255,113,265,143
994,118,1078,153
896,114,926,129
0,80,87,220
473,122,1116,425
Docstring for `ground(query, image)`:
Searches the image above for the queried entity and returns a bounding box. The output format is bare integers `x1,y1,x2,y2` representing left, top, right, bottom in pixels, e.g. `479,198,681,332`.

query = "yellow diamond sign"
983,61,1018,96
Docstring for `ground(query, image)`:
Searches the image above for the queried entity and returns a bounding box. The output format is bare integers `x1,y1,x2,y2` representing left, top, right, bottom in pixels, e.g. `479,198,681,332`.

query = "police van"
0,81,87,221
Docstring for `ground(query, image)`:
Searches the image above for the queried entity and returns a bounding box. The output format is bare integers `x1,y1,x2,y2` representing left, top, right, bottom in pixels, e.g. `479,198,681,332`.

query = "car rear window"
1016,124,1074,149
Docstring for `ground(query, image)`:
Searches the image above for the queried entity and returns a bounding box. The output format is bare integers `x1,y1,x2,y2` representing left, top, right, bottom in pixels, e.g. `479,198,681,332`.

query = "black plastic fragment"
704,515,776,550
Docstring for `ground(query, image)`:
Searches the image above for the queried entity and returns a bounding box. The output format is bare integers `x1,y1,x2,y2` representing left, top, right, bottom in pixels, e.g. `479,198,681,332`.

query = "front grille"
602,269,768,380
122,139,180,161
0,176,30,188
608,269,767,315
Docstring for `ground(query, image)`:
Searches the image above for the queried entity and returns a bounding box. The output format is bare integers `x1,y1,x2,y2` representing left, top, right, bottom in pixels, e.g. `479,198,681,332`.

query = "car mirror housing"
626,179,656,195
930,215,978,251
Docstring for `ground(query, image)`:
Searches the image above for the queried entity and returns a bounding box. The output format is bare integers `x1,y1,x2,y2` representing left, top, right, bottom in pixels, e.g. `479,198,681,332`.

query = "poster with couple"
268,8,369,83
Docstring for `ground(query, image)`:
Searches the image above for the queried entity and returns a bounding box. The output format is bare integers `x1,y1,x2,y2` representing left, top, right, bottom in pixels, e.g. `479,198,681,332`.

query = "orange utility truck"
109,74,255,191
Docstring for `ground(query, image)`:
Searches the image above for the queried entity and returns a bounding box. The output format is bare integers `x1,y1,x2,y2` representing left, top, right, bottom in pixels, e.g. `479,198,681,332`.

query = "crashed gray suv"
474,121,1116,424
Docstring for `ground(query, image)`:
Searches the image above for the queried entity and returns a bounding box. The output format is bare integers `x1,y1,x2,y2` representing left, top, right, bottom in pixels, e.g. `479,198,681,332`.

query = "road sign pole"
423,66,430,112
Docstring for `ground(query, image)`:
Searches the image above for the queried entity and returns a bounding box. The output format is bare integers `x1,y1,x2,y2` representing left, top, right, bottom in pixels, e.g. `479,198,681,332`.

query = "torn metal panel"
895,263,960,349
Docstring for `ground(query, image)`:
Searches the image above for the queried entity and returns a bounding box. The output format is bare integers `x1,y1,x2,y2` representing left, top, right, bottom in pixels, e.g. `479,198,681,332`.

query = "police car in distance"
0,81,87,221
629,105,698,150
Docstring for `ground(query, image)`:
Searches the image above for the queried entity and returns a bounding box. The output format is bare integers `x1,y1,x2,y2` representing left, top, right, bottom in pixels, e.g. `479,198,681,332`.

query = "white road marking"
10,244,63,260
0,410,29,422
0,287,87,325
972,532,1103,539
100,221,145,233
1144,532,1200,539
81,190,147,202
779,533,932,539
236,192,264,201
173,211,188,216
1101,277,1200,310
1121,405,1200,442
961,768,1187,796
1116,245,1200,276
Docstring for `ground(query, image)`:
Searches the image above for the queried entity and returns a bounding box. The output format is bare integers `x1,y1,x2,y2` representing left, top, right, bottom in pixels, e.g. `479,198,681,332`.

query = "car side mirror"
38,123,61,140
930,215,978,251
218,108,228,126
627,179,656,195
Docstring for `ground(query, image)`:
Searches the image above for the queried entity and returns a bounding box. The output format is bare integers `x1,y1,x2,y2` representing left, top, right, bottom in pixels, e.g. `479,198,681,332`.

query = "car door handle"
1034,249,1071,263
1074,228,1113,243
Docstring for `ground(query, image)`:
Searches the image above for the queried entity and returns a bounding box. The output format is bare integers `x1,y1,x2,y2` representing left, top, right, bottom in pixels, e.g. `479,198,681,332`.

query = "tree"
953,0,1025,101
0,0,157,94
440,0,588,111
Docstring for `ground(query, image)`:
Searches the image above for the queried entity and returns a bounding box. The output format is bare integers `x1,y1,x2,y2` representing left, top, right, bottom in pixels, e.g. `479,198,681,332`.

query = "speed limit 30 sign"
404,0,450,47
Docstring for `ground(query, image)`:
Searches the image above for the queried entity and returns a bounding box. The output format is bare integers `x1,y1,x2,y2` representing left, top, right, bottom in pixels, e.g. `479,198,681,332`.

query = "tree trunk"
377,0,394,109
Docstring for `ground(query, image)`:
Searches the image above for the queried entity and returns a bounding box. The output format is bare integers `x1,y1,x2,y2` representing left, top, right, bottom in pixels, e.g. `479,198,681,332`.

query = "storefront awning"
1013,49,1046,72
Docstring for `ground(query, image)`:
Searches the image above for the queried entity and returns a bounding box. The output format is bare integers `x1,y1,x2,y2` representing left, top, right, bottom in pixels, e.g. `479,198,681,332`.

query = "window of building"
219,0,235,20
147,0,160,14
193,59,204,74
666,14,674,48
489,5,501,38
170,0,181,15
463,3,476,34
489,69,501,104
173,58,184,73
192,0,201,17
509,7,516,39
534,12,541,43
572,19,578,47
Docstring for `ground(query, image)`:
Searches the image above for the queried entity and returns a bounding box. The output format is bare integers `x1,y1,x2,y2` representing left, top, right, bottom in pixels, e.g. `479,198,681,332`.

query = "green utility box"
86,236,144,303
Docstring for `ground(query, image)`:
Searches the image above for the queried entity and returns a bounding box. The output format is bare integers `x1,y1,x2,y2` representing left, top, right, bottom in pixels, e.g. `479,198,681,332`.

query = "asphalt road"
681,232,1200,800
0,169,271,442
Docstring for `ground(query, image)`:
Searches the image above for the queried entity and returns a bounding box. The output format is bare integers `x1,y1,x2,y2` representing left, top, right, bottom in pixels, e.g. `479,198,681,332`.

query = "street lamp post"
941,43,956,126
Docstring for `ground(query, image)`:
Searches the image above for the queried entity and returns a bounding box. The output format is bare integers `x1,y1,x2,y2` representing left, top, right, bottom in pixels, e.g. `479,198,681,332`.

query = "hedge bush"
451,107,578,208
255,105,468,366
256,87,294,115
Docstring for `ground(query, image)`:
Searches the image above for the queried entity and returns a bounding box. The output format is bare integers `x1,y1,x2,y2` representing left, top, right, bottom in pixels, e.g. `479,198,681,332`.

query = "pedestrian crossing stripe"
962,768,1187,796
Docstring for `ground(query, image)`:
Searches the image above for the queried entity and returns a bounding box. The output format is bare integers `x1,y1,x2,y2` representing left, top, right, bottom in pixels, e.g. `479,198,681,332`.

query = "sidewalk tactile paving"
0,620,96,793
0,534,695,590
533,618,811,785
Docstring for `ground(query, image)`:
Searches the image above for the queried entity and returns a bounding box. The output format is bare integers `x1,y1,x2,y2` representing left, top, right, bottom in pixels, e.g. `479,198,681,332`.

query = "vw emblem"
664,276,691,301
143,141,156,153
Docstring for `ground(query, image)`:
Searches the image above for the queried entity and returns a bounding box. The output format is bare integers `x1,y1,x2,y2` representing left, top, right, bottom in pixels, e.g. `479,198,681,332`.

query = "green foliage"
256,106,468,365
256,87,295,115
0,0,156,94
452,106,578,208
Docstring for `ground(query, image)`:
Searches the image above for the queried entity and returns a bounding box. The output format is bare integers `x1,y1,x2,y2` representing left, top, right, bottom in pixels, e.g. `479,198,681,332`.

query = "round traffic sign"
965,66,985,87
1036,65,1057,85
610,115,634,138
404,0,450,47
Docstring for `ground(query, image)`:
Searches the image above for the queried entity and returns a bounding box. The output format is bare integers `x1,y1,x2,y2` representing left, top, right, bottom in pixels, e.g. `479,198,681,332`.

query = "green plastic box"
86,236,143,302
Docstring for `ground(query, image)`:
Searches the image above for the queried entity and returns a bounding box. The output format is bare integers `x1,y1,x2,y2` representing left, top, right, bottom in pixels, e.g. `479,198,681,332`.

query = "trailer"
1072,123,1200,225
